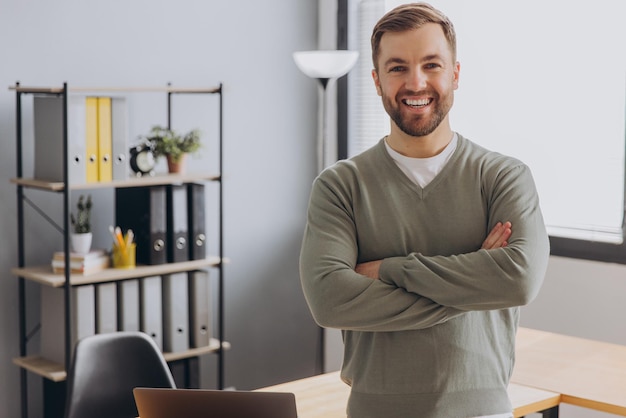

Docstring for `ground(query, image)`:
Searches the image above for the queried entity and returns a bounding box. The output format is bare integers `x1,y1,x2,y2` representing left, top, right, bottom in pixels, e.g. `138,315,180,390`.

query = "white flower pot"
71,232,93,254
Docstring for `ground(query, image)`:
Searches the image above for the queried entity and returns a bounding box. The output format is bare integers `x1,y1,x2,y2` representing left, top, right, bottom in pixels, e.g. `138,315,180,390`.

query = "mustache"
397,88,438,98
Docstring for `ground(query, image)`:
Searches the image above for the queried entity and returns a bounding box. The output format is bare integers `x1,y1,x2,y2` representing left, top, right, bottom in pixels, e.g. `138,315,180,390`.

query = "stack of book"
51,249,110,275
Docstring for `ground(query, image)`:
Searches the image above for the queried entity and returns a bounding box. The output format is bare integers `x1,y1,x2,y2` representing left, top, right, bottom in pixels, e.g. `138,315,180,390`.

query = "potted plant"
144,125,201,174
70,194,93,254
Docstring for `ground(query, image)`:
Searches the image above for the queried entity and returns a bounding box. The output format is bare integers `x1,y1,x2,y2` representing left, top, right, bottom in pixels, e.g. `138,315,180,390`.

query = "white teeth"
405,98,430,106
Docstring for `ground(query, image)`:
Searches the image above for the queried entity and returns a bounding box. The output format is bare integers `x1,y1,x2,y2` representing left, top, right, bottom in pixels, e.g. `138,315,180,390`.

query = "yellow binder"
85,97,99,183
97,97,113,182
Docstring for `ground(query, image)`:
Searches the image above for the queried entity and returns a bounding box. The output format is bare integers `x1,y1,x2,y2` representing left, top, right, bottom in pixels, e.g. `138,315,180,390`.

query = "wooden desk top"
258,371,560,418
258,372,348,418
513,327,626,416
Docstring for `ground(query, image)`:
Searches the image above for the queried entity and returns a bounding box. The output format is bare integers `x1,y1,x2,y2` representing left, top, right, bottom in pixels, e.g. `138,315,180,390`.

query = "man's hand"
355,259,382,280
355,222,512,280
481,221,512,249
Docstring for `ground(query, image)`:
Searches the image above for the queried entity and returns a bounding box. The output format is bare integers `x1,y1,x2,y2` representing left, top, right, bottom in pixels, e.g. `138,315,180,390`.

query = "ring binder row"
40,270,212,366
115,183,207,265
33,95,129,184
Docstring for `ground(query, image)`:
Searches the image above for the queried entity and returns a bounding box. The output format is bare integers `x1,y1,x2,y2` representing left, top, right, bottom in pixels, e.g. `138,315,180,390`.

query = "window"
344,0,626,262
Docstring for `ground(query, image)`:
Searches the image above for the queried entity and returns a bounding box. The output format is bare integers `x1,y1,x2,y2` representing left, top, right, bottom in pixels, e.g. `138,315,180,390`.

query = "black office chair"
63,331,176,418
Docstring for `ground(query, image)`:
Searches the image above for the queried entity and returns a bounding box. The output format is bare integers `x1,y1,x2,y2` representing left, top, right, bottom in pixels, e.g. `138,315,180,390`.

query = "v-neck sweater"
299,134,550,418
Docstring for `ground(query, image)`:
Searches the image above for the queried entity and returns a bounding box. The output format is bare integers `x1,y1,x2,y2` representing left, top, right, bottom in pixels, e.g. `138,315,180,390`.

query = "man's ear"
371,69,382,96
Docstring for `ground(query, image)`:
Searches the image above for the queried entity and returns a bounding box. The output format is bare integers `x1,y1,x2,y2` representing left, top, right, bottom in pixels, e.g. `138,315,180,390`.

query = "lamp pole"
293,50,358,374
317,77,331,174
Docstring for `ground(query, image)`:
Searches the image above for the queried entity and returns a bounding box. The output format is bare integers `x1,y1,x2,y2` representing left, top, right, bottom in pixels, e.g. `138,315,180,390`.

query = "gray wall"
520,256,626,418
0,1,321,417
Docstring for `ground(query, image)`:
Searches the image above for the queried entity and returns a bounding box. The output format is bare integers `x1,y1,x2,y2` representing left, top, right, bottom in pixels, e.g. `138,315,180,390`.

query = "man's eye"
424,63,441,70
389,66,405,72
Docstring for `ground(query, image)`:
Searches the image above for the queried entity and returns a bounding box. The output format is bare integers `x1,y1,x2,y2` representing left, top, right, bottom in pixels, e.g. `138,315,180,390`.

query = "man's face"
372,23,460,138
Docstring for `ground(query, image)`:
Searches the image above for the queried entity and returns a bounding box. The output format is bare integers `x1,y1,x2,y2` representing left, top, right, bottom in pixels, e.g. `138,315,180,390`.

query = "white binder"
40,284,95,367
188,270,211,347
96,282,118,334
117,279,140,332
140,275,163,350
167,184,189,262
34,95,87,184
111,97,129,181
162,272,189,353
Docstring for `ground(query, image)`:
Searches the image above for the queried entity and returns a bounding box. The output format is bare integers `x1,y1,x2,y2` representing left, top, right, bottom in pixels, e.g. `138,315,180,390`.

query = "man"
299,3,550,418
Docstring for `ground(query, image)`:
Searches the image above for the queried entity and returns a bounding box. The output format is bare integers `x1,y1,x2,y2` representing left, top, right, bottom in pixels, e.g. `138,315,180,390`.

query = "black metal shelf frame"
12,82,225,418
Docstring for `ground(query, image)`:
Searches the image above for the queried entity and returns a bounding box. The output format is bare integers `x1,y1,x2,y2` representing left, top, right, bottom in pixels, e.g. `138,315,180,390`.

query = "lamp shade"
293,50,359,79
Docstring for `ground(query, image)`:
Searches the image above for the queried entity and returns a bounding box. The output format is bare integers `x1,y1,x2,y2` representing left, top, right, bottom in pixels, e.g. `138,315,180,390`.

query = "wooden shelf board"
12,256,223,287
13,355,66,382
13,339,230,382
10,173,220,192
9,85,221,94
163,339,231,362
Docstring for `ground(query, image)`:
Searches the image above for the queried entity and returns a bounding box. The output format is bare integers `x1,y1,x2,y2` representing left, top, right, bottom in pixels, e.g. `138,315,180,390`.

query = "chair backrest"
64,331,176,418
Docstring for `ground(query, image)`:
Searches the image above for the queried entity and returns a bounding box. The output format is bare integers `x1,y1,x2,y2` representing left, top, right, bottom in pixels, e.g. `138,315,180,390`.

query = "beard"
381,88,453,137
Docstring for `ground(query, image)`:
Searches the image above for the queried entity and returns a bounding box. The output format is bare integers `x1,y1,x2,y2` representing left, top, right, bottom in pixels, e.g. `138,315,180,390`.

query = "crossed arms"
300,161,549,333
355,221,512,279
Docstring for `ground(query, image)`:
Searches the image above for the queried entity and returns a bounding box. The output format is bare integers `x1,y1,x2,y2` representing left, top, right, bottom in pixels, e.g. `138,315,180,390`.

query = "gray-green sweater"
299,135,550,417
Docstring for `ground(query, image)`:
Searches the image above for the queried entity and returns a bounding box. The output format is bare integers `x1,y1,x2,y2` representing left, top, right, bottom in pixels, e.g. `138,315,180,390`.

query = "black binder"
187,183,207,260
167,184,189,263
115,186,167,265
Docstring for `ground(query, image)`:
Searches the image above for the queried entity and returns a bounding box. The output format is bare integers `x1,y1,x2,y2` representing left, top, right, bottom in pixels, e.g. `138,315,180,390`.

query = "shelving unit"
10,82,226,418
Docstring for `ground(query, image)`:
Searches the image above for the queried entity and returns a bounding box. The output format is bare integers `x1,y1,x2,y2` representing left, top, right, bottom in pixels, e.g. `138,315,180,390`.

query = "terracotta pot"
167,154,188,174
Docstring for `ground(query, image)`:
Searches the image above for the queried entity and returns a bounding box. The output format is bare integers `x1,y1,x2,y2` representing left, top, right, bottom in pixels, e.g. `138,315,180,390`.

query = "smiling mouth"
403,98,433,108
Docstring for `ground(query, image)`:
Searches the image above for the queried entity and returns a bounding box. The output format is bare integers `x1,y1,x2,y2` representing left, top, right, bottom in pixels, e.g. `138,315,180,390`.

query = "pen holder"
112,243,136,269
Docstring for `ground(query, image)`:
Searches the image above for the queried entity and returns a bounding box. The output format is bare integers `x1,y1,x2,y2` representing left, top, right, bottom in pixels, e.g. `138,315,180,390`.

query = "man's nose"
405,68,427,91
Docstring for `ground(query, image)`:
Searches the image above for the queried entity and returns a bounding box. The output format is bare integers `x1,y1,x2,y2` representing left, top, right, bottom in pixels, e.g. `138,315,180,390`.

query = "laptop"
133,387,298,418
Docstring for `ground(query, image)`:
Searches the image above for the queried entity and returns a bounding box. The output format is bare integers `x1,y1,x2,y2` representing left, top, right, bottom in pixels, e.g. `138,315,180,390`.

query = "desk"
258,371,560,418
513,327,626,416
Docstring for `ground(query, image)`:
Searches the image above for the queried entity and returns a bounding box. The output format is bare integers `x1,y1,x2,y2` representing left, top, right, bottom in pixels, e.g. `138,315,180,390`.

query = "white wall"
520,256,626,418
0,1,321,417
521,256,626,346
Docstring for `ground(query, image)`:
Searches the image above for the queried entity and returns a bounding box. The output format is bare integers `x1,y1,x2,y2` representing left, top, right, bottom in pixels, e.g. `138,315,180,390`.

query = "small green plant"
70,195,92,234
144,125,202,163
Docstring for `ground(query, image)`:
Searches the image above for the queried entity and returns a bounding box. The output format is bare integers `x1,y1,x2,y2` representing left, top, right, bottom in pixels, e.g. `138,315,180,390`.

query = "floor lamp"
293,50,359,174
293,50,358,374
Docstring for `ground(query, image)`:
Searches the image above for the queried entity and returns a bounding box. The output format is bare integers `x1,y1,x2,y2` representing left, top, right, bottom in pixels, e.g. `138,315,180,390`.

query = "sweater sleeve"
378,163,550,311
299,172,465,332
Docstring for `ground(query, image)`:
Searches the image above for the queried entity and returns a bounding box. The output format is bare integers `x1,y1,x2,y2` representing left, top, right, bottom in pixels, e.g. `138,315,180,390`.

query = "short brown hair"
371,2,457,70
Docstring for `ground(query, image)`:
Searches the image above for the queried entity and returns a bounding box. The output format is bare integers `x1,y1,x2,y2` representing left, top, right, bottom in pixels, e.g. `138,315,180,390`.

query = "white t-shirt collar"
385,133,459,188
